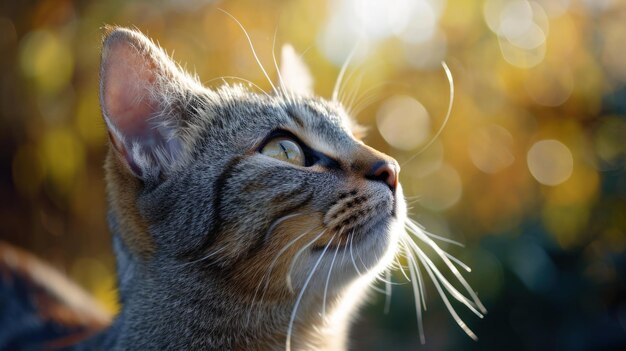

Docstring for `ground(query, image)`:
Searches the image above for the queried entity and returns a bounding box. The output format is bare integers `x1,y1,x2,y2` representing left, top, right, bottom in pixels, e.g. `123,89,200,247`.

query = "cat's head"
100,27,405,301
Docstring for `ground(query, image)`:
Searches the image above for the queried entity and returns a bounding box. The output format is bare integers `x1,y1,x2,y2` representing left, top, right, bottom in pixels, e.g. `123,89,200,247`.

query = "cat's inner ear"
100,27,195,180
279,44,313,96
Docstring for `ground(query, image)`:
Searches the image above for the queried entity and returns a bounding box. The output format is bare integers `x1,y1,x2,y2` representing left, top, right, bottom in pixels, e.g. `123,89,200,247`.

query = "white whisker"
174,245,228,268
271,25,286,94
349,81,408,117
203,76,271,98
271,24,296,106
383,269,392,315
401,61,455,167
419,247,480,341
406,220,486,313
406,218,464,247
286,234,335,351
443,251,472,273
218,9,278,94
395,256,411,282
404,236,483,317
322,237,342,319
248,223,314,324
403,237,427,311
263,212,304,242
332,43,359,102
403,242,425,344
350,94,381,117
375,274,404,286
348,231,362,276
342,73,363,113
286,229,327,292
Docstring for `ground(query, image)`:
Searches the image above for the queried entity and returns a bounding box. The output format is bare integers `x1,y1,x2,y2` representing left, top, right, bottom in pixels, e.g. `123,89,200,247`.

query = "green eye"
261,137,305,166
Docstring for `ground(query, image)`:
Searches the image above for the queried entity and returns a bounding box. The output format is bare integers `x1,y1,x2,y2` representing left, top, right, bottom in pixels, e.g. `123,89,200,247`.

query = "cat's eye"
261,137,305,166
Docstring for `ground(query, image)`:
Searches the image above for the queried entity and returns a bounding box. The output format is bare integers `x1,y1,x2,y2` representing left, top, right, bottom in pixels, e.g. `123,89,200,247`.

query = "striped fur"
87,27,406,350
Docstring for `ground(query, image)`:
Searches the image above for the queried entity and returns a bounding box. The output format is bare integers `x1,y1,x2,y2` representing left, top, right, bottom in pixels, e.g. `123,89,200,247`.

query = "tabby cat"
1,25,485,350
81,25,408,350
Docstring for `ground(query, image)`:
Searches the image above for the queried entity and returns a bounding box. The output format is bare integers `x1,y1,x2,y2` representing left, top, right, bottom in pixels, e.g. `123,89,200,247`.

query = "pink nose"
366,161,399,191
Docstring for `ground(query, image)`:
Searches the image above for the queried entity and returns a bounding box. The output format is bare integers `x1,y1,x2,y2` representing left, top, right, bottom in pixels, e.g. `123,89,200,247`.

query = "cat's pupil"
261,137,305,166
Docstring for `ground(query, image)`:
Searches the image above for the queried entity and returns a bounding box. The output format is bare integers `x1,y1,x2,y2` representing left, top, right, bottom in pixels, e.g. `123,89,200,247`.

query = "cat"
1,25,485,351
90,26,404,350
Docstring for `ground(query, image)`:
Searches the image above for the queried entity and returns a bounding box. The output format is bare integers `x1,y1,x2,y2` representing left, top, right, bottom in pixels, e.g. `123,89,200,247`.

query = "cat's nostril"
365,161,399,191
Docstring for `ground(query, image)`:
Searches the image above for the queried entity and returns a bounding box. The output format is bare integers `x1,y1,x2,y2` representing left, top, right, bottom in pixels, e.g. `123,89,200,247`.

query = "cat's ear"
100,27,200,180
279,44,313,95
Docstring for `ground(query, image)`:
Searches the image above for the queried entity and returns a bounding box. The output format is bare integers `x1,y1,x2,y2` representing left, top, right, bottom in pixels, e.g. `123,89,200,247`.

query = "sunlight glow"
318,0,445,66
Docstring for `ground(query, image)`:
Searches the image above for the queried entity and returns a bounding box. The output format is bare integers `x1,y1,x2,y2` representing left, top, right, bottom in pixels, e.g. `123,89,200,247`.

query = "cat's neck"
86,263,364,350
81,225,366,350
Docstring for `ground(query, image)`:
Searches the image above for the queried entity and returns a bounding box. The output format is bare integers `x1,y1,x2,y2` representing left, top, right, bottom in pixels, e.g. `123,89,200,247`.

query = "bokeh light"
376,95,431,151
468,124,515,174
414,163,463,211
527,139,574,186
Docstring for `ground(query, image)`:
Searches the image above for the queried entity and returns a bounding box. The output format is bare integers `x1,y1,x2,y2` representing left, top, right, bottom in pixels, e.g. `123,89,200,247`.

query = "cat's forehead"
214,85,358,148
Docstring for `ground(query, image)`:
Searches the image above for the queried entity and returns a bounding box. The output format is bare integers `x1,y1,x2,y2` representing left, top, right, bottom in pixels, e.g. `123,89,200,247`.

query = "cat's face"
100,28,405,300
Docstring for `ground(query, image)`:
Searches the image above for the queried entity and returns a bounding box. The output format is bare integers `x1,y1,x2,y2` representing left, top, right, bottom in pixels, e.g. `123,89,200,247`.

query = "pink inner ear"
100,29,186,178
102,38,159,141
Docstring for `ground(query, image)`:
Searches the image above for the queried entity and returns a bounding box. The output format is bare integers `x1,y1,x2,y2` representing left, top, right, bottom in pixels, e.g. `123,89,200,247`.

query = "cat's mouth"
312,186,398,252
310,213,392,252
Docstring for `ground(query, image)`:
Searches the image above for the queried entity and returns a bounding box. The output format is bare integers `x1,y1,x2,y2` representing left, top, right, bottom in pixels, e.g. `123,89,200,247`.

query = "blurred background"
0,0,625,350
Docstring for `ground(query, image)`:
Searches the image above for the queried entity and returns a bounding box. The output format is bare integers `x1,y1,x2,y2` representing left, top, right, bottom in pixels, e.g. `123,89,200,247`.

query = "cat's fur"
77,27,406,350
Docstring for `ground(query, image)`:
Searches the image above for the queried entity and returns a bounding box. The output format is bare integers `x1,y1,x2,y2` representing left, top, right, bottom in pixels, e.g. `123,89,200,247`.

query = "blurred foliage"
0,0,625,350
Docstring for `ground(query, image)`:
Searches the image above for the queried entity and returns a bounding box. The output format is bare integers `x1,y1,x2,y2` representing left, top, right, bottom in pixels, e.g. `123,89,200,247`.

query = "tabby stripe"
181,155,245,262
285,108,305,128
244,190,313,260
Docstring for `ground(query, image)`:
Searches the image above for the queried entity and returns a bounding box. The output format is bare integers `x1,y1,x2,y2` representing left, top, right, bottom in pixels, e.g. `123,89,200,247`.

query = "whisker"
403,241,425,344
402,236,428,310
339,61,387,112
332,43,359,102
174,245,228,268
383,269,392,315
374,274,405,286
406,218,464,247
263,212,305,243
271,24,287,96
419,247,479,341
218,8,278,94
405,198,422,206
404,236,483,316
298,43,314,60
346,231,386,294
203,76,271,98
350,93,385,118
286,229,327,292
286,233,335,351
322,237,342,319
443,251,472,273
405,220,486,313
349,81,408,117
341,72,363,113
394,256,411,282
248,223,314,324
401,61,454,167
348,231,363,276
355,239,369,270
348,80,392,111
403,195,423,200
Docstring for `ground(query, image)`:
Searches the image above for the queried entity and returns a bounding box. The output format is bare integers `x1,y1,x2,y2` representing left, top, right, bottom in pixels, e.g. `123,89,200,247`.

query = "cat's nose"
365,160,399,191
